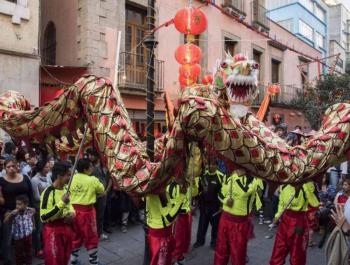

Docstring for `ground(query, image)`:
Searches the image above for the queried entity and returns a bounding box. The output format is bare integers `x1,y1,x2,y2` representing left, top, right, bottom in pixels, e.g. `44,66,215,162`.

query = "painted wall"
41,0,79,66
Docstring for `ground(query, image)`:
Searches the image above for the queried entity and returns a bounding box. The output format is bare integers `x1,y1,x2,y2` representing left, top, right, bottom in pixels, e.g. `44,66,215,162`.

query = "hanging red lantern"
179,76,196,88
175,44,202,65
174,7,208,35
202,74,213,85
179,64,201,80
268,84,281,96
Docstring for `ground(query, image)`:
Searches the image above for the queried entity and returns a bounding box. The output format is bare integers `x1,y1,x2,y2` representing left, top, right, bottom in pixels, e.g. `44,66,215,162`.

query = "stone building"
0,0,40,105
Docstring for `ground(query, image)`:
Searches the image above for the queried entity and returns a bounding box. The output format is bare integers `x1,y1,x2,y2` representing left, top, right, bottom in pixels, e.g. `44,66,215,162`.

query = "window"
271,59,280,83
277,18,294,32
299,0,313,11
253,49,262,80
42,22,56,65
224,37,238,56
315,5,325,22
266,0,294,10
315,32,324,49
184,35,200,46
299,19,313,41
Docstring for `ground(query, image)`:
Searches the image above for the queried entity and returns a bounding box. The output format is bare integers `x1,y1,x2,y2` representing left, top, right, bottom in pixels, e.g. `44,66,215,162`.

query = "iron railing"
253,84,304,106
251,0,270,31
118,52,164,92
222,0,246,15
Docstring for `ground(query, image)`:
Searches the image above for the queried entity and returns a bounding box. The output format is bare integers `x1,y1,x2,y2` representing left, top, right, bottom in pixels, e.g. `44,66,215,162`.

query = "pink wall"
41,0,78,66
157,0,321,100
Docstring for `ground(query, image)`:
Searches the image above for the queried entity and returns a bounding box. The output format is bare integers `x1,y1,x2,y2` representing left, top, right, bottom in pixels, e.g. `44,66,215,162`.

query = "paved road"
34,214,326,265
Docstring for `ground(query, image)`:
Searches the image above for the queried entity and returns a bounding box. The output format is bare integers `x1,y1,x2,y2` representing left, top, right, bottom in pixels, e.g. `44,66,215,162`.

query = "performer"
40,161,75,265
193,160,225,249
69,158,105,265
269,182,319,265
167,177,199,265
214,169,263,265
146,179,186,265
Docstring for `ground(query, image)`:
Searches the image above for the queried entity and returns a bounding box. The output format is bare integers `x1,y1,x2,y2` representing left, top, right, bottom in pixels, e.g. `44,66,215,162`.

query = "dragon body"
0,65,349,194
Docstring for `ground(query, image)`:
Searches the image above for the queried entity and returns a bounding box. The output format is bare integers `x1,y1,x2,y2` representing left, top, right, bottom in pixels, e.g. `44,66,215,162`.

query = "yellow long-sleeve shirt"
219,173,264,216
146,191,185,229
70,173,105,205
40,186,74,223
167,178,199,213
275,182,320,219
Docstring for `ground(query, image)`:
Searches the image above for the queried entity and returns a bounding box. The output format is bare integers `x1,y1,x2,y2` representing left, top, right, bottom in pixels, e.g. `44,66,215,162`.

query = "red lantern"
179,76,196,88
174,7,207,35
179,64,201,80
175,44,202,65
268,84,281,95
202,74,213,85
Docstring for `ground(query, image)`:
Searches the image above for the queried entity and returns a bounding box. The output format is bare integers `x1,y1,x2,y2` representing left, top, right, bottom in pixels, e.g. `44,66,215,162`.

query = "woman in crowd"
0,158,33,265
31,159,51,258
334,179,350,206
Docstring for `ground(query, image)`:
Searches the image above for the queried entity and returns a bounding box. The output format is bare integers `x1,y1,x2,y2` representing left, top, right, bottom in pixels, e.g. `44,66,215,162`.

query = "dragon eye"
221,62,228,69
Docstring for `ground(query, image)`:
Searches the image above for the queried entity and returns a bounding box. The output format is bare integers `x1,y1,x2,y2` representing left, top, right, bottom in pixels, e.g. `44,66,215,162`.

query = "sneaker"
121,225,127,233
193,242,204,248
100,233,109,241
258,219,264,225
264,220,272,225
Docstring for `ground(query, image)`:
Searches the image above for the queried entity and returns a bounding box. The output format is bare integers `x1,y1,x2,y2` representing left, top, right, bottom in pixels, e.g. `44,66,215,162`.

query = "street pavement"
33,213,326,265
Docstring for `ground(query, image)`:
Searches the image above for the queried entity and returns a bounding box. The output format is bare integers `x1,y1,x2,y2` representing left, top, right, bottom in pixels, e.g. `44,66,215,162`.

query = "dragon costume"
0,53,349,194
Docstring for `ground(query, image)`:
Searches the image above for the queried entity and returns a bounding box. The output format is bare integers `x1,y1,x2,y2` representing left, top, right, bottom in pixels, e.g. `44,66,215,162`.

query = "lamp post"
144,0,158,162
143,1,157,264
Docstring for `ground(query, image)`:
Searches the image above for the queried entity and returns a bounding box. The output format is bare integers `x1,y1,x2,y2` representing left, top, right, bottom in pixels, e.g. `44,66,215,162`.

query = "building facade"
266,0,328,59
41,0,322,132
327,3,350,73
0,0,40,105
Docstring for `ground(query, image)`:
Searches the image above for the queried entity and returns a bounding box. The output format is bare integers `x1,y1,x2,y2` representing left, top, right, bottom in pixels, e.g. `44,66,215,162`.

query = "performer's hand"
62,193,70,204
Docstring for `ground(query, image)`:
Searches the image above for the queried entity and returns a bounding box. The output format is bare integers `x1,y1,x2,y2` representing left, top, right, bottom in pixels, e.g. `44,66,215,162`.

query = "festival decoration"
202,74,213,85
173,7,207,35
268,84,281,96
179,64,201,81
175,44,202,65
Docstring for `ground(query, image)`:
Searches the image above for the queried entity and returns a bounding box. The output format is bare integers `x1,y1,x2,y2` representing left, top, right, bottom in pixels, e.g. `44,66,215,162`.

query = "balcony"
118,52,164,94
251,0,270,32
222,0,246,16
252,84,304,107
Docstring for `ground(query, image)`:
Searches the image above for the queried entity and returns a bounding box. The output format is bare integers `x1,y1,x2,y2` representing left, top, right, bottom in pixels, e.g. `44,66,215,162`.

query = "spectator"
286,128,303,146
0,158,33,265
31,159,51,258
327,162,348,190
46,155,55,181
87,148,112,239
21,152,38,179
334,179,350,206
3,142,18,160
0,155,5,178
4,195,35,265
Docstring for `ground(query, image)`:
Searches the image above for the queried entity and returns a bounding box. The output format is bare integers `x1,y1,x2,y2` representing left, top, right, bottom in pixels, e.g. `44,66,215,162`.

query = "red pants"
43,220,73,265
269,210,309,265
72,204,99,250
214,212,249,265
173,213,192,261
148,225,175,265
14,235,32,265
307,207,319,231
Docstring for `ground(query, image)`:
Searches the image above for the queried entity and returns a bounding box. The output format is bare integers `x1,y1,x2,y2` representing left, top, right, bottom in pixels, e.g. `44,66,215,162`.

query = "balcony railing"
118,52,164,92
253,84,304,106
222,0,246,16
251,0,270,31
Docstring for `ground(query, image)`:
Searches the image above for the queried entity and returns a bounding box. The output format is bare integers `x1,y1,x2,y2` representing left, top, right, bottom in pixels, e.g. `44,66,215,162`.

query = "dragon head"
214,53,259,117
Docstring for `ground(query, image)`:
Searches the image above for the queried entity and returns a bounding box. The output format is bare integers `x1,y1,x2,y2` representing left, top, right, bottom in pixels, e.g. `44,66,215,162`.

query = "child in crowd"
4,195,35,265
334,179,350,206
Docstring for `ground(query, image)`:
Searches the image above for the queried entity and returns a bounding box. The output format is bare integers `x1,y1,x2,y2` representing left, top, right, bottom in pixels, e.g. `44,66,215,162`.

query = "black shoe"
103,227,112,234
193,242,204,248
210,242,216,250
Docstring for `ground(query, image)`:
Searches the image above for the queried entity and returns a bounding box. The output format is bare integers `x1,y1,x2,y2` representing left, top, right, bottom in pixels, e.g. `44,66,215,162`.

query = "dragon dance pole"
66,123,89,193
144,0,158,161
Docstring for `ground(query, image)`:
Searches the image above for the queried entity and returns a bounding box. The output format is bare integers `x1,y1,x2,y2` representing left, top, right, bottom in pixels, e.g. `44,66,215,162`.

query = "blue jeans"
329,170,340,189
